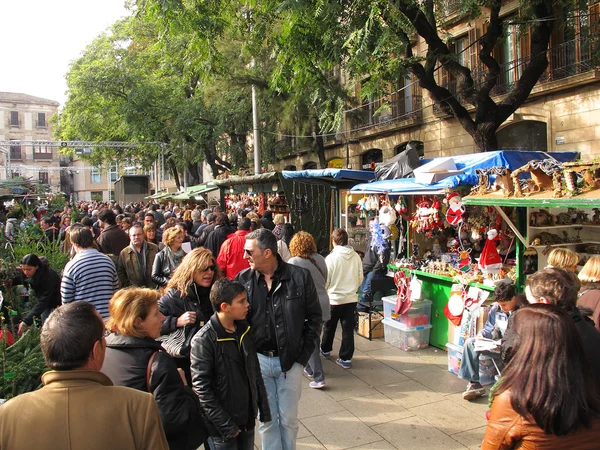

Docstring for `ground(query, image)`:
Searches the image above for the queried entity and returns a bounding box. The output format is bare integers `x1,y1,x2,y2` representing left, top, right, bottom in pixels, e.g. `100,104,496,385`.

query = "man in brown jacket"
117,223,159,288
0,302,169,450
96,208,130,262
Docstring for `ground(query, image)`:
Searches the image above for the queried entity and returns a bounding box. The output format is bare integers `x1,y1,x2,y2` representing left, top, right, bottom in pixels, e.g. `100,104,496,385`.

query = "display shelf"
529,225,588,229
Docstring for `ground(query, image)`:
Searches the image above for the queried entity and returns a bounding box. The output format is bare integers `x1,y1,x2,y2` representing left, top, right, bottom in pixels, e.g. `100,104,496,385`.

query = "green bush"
10,227,69,275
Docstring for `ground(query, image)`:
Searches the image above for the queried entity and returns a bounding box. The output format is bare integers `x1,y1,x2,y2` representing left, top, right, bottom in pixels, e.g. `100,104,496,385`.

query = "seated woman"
103,288,206,450
481,304,600,449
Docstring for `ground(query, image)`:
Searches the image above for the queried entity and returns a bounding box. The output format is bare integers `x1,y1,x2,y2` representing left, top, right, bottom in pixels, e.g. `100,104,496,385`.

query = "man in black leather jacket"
236,228,321,450
190,279,271,449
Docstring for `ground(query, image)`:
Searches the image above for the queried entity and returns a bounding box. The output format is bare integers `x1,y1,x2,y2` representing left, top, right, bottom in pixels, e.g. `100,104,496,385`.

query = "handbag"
158,298,198,358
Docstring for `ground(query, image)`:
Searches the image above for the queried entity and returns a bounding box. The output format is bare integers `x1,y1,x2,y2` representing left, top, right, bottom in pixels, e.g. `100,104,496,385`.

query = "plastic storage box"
382,318,431,351
446,342,499,385
382,296,431,327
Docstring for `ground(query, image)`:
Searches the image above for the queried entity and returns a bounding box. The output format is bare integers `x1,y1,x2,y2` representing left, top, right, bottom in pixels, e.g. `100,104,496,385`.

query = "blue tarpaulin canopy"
281,168,375,182
350,150,579,194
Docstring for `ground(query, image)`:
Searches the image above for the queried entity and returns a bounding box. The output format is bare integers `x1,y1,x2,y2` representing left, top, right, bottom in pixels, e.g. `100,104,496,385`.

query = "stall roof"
170,182,218,200
463,190,600,208
281,169,375,182
350,150,579,194
214,172,279,187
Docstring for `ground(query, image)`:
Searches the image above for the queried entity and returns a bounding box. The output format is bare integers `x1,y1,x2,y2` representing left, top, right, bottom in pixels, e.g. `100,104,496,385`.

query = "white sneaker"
309,381,325,389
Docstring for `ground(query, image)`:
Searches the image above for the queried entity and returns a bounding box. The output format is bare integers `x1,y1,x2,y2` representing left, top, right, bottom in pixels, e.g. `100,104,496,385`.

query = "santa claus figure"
445,192,465,226
478,229,503,274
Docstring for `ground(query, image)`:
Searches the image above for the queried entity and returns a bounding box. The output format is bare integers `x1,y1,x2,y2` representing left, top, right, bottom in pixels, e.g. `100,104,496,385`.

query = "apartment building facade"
0,92,61,187
274,0,600,170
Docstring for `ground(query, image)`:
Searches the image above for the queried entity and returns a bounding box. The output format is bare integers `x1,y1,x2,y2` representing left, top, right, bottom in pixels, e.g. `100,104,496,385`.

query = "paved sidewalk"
255,333,489,450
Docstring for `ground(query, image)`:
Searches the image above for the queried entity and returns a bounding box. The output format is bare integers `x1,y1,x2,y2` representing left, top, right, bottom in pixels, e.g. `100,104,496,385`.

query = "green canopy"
171,182,219,200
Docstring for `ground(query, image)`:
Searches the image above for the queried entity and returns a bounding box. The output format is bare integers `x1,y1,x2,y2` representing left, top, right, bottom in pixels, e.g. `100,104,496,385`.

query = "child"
190,278,271,450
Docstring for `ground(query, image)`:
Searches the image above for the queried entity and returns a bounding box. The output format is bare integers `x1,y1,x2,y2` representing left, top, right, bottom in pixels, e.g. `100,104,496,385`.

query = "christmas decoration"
478,229,503,274
444,191,465,226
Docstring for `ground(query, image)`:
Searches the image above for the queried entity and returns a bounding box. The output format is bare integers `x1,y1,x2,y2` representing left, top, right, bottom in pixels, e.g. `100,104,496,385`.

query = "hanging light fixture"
272,183,278,192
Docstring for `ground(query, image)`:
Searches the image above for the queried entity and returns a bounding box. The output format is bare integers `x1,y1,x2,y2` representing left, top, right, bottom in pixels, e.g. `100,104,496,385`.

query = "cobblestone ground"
254,332,489,450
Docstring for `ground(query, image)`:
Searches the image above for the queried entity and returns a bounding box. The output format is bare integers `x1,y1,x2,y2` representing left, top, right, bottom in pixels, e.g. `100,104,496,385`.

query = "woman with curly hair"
158,247,221,383
152,226,186,287
288,231,329,389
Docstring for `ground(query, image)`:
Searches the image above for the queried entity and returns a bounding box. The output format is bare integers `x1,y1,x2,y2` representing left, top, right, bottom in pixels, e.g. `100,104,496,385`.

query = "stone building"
274,1,600,170
0,92,61,187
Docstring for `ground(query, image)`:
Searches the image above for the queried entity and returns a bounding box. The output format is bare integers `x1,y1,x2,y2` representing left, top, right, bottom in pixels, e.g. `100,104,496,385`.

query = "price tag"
9,310,18,316
3,372,17,380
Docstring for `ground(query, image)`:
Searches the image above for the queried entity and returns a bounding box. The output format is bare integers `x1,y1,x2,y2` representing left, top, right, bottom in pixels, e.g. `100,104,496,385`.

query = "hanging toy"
393,270,413,315
410,198,445,236
395,196,408,215
478,229,503,274
444,191,465,226
369,218,389,259
457,248,472,273
379,205,397,226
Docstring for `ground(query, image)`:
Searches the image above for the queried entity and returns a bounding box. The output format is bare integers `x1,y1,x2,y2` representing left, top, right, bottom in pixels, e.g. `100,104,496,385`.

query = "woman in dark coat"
15,254,61,336
102,288,206,450
152,227,186,287
158,247,221,384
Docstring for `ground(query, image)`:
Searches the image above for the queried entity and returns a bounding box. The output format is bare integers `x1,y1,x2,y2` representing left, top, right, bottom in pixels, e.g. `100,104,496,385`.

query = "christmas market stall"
349,150,579,350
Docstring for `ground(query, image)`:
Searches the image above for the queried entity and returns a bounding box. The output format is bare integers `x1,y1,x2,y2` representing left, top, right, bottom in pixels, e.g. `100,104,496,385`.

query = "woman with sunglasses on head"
159,248,221,384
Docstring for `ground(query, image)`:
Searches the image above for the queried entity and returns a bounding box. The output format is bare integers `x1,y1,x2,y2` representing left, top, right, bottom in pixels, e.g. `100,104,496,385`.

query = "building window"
361,148,383,170
33,141,53,160
10,140,22,160
90,191,103,201
39,171,49,184
11,171,21,178
37,113,46,128
10,111,19,127
91,167,102,183
109,162,118,182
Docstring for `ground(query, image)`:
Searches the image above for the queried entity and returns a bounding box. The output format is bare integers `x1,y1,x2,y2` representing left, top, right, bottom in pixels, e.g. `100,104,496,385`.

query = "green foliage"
10,227,69,275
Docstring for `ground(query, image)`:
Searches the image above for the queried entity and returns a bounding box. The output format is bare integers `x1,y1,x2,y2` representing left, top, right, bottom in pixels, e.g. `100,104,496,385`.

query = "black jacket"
102,334,206,450
158,284,214,335
15,265,61,326
259,217,275,231
152,249,179,287
235,257,322,372
97,224,130,258
203,225,233,258
362,245,390,275
190,315,271,439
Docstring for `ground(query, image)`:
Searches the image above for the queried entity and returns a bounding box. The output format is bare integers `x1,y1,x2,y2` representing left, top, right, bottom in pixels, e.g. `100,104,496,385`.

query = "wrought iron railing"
350,83,423,128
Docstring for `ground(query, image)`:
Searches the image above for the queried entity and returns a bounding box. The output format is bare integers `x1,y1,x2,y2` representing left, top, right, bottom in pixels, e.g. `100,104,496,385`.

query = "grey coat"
288,254,331,321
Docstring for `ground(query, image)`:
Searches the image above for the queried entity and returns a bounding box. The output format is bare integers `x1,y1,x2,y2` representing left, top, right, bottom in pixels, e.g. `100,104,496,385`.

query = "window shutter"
469,26,481,72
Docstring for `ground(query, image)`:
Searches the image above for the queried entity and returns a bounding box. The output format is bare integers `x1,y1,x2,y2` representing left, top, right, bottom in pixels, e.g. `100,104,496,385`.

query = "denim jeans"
357,272,385,312
257,354,303,450
321,303,356,361
208,428,254,450
304,324,324,383
458,337,480,383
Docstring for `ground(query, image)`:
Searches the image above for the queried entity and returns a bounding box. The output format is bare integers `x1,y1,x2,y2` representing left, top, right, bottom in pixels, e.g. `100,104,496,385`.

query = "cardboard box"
413,157,463,184
358,312,384,339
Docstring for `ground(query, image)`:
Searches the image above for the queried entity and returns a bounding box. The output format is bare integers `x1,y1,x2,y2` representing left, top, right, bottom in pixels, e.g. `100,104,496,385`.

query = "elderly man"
117,223,159,288
236,229,321,450
0,302,169,450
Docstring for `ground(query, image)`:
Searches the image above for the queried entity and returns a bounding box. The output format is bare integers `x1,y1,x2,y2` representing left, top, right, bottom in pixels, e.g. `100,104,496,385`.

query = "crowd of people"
1,200,600,449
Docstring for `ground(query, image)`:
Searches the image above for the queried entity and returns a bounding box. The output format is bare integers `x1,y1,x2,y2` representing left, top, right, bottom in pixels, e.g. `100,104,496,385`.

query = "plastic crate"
382,318,431,352
446,342,499,385
382,296,431,327
447,342,463,375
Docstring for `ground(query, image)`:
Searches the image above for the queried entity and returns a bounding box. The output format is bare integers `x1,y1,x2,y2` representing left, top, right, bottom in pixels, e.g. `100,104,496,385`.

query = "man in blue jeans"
460,282,518,400
236,229,322,450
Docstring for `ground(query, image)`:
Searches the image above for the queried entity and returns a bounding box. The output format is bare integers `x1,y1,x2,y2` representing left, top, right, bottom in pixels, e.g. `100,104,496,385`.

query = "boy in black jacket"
190,278,271,450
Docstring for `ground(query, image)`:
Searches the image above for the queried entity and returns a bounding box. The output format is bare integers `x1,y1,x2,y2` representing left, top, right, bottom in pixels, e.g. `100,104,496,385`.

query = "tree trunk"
313,113,327,168
472,123,499,153
168,158,182,191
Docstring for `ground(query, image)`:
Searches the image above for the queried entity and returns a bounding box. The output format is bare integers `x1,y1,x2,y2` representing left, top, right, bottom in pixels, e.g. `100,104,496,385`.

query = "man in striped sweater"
61,226,118,320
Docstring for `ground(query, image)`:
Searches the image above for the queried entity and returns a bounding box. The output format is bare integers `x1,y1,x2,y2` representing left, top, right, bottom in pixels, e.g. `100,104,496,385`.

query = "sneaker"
309,381,326,389
320,349,331,359
303,368,314,379
335,358,351,369
462,382,486,401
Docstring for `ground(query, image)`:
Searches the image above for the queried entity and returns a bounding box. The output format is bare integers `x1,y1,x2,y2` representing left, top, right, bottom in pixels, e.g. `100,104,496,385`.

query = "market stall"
349,150,580,349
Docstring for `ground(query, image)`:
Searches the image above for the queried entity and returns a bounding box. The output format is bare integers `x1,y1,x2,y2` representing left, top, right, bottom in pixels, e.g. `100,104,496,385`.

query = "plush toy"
478,229,503,274
379,205,397,226
445,191,465,226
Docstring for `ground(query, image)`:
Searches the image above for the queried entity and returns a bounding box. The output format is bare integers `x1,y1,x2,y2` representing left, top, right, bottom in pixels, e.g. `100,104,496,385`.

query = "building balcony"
33,152,53,161
349,88,423,131
433,37,598,116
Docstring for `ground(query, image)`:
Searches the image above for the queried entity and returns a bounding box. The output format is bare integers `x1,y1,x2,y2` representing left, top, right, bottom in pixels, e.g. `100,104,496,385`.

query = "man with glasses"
117,224,159,288
0,302,169,450
236,229,322,450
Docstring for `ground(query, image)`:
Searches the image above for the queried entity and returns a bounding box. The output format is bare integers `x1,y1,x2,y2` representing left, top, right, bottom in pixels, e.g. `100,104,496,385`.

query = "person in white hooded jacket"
321,228,364,369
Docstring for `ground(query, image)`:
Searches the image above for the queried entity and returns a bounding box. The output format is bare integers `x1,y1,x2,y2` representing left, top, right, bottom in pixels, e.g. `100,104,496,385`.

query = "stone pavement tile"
254,422,311,450
338,393,414,426
373,416,469,450
377,379,446,409
354,336,390,352
346,441,396,450
452,426,487,450
445,392,491,418
297,436,327,449
347,356,409,387
412,346,450,365
365,347,430,372
409,399,489,435
321,372,380,401
298,385,346,419
402,364,466,394
301,410,382,450
320,357,355,379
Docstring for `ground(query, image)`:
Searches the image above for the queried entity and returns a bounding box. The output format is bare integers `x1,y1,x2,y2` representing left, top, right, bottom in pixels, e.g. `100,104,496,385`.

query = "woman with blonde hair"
158,247,221,383
103,288,206,450
152,226,186,287
578,255,600,330
272,214,285,241
546,247,580,272
288,231,329,389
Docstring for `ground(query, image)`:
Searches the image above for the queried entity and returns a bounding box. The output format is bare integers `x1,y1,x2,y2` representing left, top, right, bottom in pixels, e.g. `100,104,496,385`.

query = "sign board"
327,157,343,169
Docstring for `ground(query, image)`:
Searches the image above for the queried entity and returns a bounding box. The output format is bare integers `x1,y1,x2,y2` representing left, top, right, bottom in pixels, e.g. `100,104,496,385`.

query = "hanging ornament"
444,191,465,226
379,205,397,226
478,229,503,274
395,196,408,215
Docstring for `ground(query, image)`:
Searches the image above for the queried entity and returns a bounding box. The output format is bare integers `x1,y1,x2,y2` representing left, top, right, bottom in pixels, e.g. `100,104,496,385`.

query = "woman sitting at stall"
152,227,186,288
481,304,600,449
158,248,220,384
546,247,580,272
578,255,600,331
103,288,206,450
